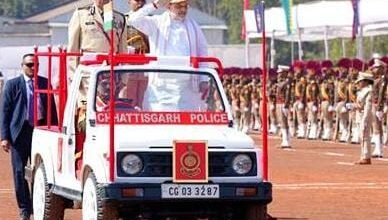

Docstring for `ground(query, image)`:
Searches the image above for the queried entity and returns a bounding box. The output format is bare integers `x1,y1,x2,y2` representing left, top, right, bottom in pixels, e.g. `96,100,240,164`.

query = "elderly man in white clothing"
128,0,210,111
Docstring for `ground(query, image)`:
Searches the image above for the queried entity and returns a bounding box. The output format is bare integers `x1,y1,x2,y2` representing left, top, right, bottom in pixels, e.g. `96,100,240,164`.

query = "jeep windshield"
95,70,225,113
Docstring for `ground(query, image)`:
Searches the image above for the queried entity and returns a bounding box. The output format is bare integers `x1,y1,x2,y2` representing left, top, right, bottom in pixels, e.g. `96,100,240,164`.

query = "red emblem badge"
173,141,208,183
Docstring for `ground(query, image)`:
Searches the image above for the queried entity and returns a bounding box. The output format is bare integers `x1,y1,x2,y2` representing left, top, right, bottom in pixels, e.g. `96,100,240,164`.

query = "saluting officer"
276,65,292,148
354,72,374,165
67,0,128,80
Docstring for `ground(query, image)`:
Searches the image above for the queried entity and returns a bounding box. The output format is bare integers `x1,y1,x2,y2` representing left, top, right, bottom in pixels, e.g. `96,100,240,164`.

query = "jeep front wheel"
33,162,65,220
82,172,118,220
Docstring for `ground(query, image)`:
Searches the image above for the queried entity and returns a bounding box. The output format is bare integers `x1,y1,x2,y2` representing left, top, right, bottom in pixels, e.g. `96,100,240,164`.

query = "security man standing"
319,60,336,140
276,65,292,148
305,61,320,140
333,58,351,142
370,59,386,158
67,0,128,80
126,0,150,54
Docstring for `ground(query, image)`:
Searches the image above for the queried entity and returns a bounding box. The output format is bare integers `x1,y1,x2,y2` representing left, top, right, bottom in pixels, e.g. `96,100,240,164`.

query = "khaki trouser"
320,100,333,139
269,101,277,132
239,104,251,132
251,100,261,130
360,112,372,160
276,103,289,129
294,100,306,126
348,107,360,143
307,101,319,138
371,104,383,135
335,101,349,140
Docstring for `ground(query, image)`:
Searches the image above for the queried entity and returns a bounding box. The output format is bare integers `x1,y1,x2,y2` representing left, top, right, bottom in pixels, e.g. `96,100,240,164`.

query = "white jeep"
27,52,272,220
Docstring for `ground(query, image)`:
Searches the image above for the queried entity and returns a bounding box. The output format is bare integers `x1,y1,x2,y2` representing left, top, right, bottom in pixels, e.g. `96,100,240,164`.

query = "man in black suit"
0,53,57,220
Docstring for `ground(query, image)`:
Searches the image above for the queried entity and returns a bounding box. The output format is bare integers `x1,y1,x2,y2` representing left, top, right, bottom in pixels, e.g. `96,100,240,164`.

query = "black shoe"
372,155,383,158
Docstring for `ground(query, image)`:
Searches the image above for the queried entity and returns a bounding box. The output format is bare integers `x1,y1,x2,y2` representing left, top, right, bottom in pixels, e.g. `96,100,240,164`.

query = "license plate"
161,184,219,199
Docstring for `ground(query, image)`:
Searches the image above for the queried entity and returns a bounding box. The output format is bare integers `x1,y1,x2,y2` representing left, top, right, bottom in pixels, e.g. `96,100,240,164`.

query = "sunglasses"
24,63,39,68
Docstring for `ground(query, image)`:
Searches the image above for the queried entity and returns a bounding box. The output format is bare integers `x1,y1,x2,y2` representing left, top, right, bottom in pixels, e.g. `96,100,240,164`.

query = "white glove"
345,103,353,110
312,105,318,112
376,111,384,121
297,102,304,110
254,103,259,109
341,106,348,113
270,105,275,111
134,106,142,111
244,107,249,112
282,108,289,116
328,105,335,112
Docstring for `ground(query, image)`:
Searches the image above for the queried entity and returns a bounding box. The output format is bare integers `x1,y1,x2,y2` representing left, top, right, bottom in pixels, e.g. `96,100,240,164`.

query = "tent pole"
357,25,364,59
342,38,346,57
297,28,303,60
291,41,294,63
245,35,250,67
324,26,329,60
270,30,276,68
370,35,374,58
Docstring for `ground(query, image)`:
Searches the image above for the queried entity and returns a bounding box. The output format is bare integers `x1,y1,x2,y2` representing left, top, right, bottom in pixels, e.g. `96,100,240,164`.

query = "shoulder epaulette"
77,4,92,11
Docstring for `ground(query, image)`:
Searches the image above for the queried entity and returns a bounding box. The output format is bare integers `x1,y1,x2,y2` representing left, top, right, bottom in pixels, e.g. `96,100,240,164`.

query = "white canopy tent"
244,0,388,66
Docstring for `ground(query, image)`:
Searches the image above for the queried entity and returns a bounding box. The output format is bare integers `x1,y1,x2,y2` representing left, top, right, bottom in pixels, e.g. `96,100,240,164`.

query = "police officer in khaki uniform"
239,84,252,133
354,72,374,165
370,59,386,158
275,65,292,148
292,61,307,138
67,0,128,80
305,61,320,140
333,58,351,142
348,59,364,144
268,68,278,135
319,60,336,140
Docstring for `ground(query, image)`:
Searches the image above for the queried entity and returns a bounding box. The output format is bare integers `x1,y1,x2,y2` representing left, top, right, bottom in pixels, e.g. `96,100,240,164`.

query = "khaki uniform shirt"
67,4,128,79
68,3,127,53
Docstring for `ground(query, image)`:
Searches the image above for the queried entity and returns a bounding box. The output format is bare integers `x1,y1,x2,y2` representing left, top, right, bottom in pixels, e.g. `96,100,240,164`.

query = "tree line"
1,0,387,64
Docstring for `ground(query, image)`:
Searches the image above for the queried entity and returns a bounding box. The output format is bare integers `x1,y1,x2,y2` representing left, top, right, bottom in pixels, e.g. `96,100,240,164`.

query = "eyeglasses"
24,63,39,68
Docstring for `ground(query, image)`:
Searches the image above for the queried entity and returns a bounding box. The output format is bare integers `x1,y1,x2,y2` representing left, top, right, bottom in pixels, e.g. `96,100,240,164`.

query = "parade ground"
0,135,388,219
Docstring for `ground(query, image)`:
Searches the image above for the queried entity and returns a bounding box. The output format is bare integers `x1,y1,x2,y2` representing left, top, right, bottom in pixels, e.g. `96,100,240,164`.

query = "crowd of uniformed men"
221,57,387,158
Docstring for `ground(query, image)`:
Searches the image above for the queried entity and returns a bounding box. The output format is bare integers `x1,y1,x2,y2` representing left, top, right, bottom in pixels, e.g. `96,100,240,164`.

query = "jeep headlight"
232,154,253,175
121,154,143,175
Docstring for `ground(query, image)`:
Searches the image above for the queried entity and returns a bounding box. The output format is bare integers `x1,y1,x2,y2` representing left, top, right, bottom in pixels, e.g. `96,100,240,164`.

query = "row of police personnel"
222,57,387,163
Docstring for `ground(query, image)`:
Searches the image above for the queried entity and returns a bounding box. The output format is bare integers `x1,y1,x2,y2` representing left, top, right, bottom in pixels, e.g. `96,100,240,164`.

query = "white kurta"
129,5,209,111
